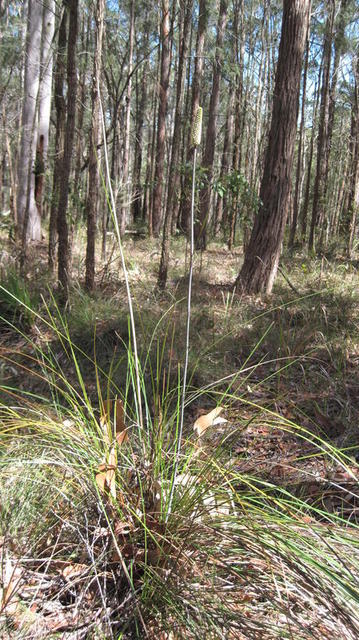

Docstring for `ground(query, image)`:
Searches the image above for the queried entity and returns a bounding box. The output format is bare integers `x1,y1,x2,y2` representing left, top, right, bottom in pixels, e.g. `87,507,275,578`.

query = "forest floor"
1,233,359,639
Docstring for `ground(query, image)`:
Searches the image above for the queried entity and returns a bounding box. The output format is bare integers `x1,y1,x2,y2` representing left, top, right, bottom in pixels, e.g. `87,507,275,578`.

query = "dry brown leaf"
114,520,133,536
193,406,225,436
61,563,88,580
101,398,128,446
114,398,128,445
95,469,116,496
114,398,125,433
96,440,117,498
96,398,129,500
0,557,23,614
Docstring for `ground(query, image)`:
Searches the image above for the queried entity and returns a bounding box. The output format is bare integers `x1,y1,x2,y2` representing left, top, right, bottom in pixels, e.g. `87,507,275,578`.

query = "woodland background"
1,1,359,639
1,0,359,289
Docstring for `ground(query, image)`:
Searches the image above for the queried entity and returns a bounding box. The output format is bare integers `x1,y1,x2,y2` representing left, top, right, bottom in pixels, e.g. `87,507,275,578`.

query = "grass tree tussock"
1,200,359,637
1,281,359,638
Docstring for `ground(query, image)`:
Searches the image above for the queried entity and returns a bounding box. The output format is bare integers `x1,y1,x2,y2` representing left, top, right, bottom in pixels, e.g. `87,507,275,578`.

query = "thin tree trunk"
195,0,228,250
131,55,148,224
85,0,105,291
308,1,335,251
228,0,244,246
74,11,90,217
120,0,135,236
347,51,359,257
146,34,161,232
48,9,67,270
57,0,78,299
289,27,309,248
179,0,208,234
17,0,42,241
152,0,170,236
35,0,55,218
300,71,321,244
215,86,234,236
2,104,17,227
158,0,192,288
249,2,268,195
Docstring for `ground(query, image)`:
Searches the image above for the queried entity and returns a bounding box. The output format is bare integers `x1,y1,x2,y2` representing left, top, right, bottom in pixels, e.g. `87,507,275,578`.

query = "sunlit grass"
1,280,359,638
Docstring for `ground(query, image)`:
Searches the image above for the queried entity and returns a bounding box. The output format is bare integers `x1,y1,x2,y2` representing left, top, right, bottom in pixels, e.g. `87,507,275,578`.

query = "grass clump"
0,270,38,330
1,298,359,639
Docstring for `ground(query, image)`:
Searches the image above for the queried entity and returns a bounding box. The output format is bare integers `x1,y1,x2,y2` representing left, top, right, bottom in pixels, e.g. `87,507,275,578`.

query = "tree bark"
215,85,234,236
57,0,78,299
289,27,309,248
179,0,208,234
228,0,245,246
48,8,67,270
120,0,135,236
151,0,171,236
236,0,311,295
347,50,359,257
308,1,335,251
85,0,105,291
158,0,192,288
195,0,228,250
17,0,42,241
131,41,149,224
300,70,321,244
35,0,55,218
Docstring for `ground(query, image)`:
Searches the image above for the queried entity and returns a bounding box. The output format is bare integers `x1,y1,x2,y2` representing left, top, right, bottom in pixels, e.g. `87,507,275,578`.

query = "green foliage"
214,170,259,210
0,270,38,329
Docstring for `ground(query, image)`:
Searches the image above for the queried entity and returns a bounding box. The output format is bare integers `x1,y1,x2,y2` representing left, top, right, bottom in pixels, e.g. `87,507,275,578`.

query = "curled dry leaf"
0,557,23,617
95,445,117,498
96,398,128,499
101,398,128,445
193,406,226,436
61,563,88,580
114,398,128,445
114,519,134,536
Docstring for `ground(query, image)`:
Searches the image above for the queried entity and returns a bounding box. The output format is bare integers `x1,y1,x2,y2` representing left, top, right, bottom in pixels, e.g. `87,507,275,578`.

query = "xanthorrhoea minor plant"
1,101,359,638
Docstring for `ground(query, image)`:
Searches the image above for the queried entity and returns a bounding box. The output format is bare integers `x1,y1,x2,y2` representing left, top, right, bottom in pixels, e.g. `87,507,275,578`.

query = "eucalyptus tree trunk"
57,0,78,299
48,9,67,270
151,0,171,236
131,58,148,224
215,86,234,236
158,0,192,288
143,65,159,229
228,0,245,247
17,0,42,241
289,26,309,248
195,0,228,250
249,2,269,195
300,71,321,244
318,0,348,247
180,0,208,234
237,0,311,295
74,11,91,210
120,0,135,236
85,0,105,291
2,104,17,226
231,0,245,176
308,0,335,251
35,0,55,219
347,51,359,257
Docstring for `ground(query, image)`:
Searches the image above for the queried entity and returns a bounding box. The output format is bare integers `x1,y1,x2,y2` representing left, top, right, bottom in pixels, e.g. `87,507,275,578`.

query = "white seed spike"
191,106,203,147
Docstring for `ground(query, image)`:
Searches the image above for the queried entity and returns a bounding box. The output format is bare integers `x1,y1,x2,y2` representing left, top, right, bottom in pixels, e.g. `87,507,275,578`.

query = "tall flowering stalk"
167,107,203,518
